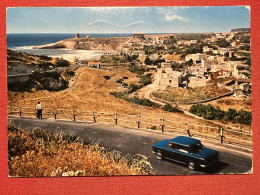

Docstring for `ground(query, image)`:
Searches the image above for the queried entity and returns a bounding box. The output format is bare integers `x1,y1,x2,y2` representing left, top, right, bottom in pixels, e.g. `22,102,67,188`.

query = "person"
36,101,43,119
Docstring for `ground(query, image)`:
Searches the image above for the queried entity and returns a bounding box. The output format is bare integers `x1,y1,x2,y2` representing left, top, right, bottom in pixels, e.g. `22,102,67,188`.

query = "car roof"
169,136,199,146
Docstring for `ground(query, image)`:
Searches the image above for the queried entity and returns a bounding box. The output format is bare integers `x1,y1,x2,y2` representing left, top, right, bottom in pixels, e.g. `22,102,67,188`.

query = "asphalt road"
8,116,252,176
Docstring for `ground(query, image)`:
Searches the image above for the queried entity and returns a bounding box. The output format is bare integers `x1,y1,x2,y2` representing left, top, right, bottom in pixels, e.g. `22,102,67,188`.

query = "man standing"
36,101,43,119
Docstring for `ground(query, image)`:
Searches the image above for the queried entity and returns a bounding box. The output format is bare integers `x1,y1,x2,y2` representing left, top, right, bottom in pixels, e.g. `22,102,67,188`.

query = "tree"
144,57,152,65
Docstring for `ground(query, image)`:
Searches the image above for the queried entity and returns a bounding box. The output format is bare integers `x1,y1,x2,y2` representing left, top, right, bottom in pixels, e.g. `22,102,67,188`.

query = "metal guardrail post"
137,116,141,128
161,118,165,132
73,110,76,121
19,107,22,117
185,123,192,137
54,109,57,119
92,112,96,122
115,113,118,125
220,128,224,144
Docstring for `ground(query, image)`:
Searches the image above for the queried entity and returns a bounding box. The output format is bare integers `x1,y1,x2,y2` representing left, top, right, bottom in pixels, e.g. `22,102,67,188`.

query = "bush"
8,123,154,177
189,104,252,125
123,77,128,79
140,74,152,86
116,79,123,83
103,75,111,80
128,84,141,93
163,104,184,113
122,83,128,88
55,59,70,67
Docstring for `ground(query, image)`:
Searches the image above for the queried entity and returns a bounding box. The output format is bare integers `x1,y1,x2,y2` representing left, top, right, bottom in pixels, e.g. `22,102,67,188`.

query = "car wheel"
156,151,163,160
188,161,196,170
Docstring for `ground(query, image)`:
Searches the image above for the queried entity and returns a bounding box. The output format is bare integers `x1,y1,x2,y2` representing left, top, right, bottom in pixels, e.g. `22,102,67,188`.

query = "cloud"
165,14,188,21
88,20,154,29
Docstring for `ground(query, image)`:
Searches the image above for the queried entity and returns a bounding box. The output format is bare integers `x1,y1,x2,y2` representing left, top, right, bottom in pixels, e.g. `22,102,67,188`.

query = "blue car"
152,136,219,170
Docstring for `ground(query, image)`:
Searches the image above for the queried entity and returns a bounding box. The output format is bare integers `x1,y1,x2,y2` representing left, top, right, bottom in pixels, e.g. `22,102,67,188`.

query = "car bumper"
200,159,219,168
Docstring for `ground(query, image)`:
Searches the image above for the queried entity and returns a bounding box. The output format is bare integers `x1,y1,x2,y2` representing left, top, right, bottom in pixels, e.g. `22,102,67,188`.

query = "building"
88,62,101,69
75,33,80,38
103,50,119,57
133,33,145,39
185,53,206,63
188,76,207,88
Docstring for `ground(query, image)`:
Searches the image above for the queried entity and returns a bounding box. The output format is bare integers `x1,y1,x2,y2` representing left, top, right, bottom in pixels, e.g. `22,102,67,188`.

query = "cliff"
35,37,129,50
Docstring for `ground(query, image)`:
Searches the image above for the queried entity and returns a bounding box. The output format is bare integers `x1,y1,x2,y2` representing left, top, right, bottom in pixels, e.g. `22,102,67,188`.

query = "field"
152,85,231,103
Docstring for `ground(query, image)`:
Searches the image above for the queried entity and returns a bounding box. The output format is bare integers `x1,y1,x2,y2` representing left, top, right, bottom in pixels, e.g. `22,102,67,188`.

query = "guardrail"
7,105,252,148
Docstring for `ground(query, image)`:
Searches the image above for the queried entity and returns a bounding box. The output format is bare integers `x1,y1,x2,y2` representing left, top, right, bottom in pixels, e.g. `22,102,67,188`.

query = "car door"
166,143,186,163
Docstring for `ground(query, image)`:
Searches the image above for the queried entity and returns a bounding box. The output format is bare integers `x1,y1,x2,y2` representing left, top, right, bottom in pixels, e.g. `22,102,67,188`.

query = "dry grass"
8,122,154,177
153,85,230,103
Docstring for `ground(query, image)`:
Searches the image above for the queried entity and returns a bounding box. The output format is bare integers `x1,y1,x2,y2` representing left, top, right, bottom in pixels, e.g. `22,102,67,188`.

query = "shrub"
103,75,111,80
163,104,184,113
8,123,154,177
122,82,128,88
128,84,141,93
116,79,123,83
123,77,128,79
189,104,252,125
55,59,70,67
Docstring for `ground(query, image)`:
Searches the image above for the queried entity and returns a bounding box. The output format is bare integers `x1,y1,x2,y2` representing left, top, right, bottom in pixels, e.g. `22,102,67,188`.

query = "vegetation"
215,39,230,47
128,65,145,76
139,74,152,86
110,92,153,107
8,122,154,177
163,104,184,113
103,75,111,80
189,104,252,125
55,59,70,67
128,84,141,93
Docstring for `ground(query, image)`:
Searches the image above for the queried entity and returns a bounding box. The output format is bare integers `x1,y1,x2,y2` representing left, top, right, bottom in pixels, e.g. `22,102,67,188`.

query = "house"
185,53,205,63
190,40,198,44
158,70,182,88
88,62,101,69
133,33,145,39
103,50,119,57
188,76,207,88
213,70,231,79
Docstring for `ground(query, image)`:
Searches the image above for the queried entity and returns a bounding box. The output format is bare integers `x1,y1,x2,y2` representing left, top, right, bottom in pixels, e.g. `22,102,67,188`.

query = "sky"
6,6,250,34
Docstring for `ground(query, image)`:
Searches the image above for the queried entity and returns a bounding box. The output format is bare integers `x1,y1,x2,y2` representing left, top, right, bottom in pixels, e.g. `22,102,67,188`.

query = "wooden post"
19,107,22,117
115,113,118,125
54,109,57,119
137,116,141,128
73,110,76,121
161,118,165,132
185,123,192,137
92,112,96,122
220,128,224,144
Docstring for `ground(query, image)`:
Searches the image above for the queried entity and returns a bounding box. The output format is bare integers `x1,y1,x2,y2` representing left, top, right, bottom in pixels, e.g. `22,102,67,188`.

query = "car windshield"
190,142,204,153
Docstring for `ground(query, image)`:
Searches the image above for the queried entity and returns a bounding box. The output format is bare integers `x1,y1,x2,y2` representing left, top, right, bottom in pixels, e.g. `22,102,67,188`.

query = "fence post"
185,123,192,137
73,110,76,121
220,128,224,144
92,112,96,122
161,118,165,132
54,109,57,119
19,107,22,117
137,116,141,128
115,113,118,125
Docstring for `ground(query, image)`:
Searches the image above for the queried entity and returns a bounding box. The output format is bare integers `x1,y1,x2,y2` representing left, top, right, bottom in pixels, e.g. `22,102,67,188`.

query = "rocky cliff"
35,37,129,50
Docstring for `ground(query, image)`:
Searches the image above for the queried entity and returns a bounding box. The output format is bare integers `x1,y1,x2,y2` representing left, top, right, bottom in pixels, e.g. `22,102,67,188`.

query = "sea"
7,33,135,60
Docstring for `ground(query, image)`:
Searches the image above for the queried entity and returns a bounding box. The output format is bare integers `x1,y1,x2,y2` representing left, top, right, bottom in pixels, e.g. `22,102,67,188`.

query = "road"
8,116,252,176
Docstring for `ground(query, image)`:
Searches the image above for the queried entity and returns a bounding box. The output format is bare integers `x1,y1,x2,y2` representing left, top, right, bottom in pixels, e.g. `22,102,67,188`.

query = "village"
77,29,251,100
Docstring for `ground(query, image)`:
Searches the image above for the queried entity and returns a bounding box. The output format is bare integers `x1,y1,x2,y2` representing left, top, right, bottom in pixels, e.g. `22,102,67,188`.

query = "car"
152,136,219,170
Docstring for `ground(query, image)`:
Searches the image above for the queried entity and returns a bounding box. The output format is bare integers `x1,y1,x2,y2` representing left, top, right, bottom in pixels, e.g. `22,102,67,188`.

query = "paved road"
8,116,252,176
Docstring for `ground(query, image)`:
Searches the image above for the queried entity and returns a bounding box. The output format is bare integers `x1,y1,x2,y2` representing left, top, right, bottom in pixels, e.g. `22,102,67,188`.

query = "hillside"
8,66,251,132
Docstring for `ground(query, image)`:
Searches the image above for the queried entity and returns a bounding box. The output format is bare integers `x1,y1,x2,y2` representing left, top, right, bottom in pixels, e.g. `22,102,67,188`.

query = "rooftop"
170,136,199,146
